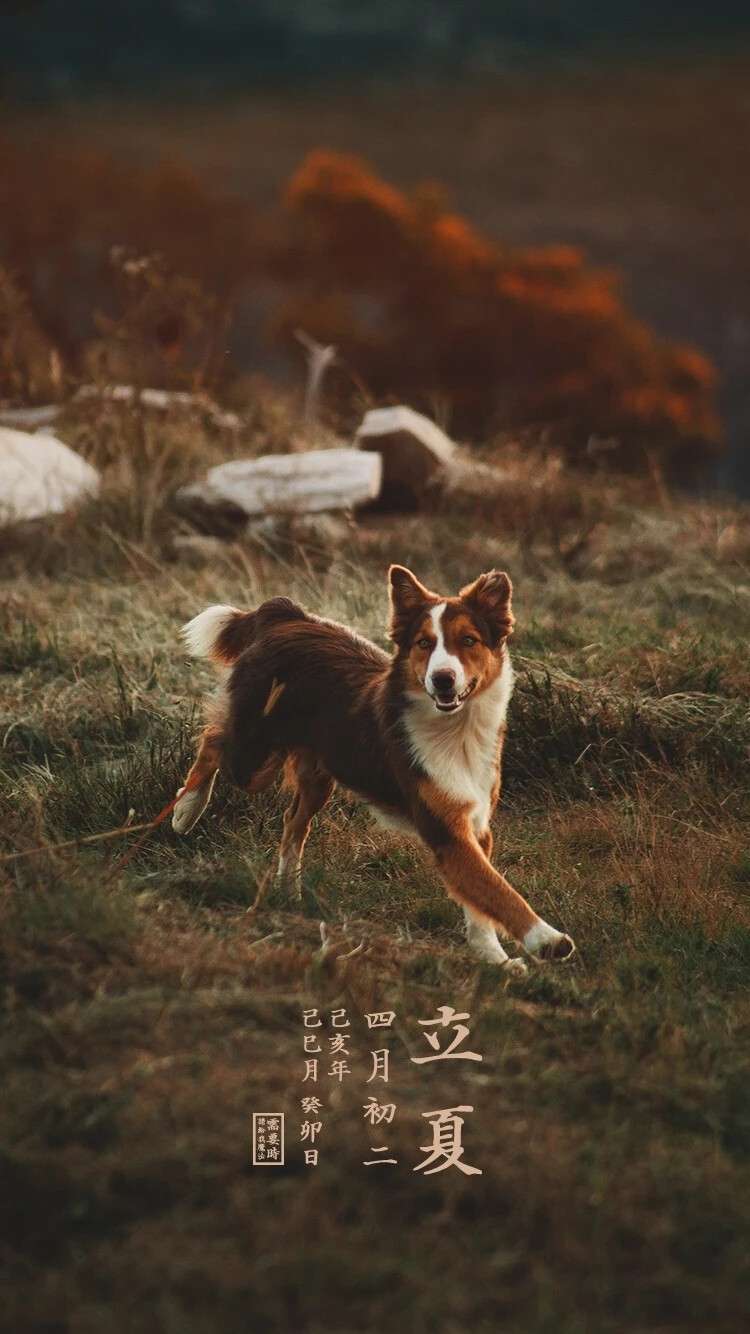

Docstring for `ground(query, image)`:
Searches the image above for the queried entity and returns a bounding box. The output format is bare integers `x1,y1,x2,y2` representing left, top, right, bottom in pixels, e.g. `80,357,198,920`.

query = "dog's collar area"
429,678,477,712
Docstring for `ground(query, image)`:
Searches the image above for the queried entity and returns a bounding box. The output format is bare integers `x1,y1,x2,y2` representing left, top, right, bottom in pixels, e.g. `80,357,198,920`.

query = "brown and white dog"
172,566,575,974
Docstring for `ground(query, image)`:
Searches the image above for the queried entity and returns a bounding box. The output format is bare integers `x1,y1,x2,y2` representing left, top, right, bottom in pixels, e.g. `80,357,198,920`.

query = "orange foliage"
0,133,722,477
275,150,721,473
0,133,260,376
0,267,60,400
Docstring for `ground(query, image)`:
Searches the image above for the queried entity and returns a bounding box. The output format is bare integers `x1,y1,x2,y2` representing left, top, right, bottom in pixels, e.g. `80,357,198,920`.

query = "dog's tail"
181,597,308,665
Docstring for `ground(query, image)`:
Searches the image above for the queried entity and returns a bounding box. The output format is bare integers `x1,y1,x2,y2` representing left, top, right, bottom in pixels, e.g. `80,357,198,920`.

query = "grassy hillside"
1,397,749,1332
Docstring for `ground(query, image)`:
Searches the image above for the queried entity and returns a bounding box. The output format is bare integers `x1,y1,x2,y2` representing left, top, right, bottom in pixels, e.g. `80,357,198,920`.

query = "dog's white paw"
502,957,529,978
172,778,215,836
538,933,576,961
523,920,576,961
172,788,196,834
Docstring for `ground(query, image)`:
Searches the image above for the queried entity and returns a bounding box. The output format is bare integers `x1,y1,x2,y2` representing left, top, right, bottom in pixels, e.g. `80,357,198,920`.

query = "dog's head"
388,565,514,713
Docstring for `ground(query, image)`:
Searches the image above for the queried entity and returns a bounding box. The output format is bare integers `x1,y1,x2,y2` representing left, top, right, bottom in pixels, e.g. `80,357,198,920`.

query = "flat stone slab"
176,448,382,520
0,426,100,526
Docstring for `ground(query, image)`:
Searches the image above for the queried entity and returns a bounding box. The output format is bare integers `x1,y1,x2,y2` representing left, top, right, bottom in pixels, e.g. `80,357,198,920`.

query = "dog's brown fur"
173,568,575,969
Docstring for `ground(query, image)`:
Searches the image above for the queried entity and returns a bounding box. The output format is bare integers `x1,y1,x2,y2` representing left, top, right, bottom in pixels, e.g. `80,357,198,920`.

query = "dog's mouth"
430,679,477,713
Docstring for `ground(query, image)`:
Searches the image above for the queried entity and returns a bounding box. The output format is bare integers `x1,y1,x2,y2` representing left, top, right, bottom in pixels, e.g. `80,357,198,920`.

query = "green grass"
0,412,749,1333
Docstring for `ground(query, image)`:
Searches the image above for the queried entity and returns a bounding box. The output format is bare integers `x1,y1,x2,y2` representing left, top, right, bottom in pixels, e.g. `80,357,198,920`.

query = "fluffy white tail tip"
181,604,239,659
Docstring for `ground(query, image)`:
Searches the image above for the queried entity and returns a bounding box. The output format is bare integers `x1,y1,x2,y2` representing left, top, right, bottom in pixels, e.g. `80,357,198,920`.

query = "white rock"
0,427,100,526
0,404,60,430
177,449,382,520
74,384,242,430
355,405,456,502
356,406,455,462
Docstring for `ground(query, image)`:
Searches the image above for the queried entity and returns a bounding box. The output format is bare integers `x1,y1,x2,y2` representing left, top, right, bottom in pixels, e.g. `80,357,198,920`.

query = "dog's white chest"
405,657,514,835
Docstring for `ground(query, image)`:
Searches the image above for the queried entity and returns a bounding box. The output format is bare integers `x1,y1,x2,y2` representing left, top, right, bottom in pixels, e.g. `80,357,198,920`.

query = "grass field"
1,400,749,1332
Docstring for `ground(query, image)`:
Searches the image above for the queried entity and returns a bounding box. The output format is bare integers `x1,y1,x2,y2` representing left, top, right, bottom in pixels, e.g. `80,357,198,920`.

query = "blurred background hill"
2,2,749,94
1,2,749,491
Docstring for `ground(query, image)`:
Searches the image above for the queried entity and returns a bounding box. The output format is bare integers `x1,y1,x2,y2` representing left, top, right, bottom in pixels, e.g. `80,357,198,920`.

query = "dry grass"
0,399,749,1333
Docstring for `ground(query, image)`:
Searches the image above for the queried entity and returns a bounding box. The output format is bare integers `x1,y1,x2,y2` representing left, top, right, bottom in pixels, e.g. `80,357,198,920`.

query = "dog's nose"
432,669,456,694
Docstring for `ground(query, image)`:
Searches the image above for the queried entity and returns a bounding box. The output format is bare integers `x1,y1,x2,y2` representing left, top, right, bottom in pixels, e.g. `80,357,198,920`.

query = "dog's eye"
416,637,432,651
462,635,479,647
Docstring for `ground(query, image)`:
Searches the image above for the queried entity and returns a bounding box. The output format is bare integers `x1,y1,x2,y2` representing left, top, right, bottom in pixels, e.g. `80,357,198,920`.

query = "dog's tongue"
436,694,459,711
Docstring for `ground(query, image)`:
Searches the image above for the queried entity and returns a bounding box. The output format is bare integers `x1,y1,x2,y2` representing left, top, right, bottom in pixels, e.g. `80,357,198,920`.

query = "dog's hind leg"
173,726,221,835
174,703,285,836
277,755,335,892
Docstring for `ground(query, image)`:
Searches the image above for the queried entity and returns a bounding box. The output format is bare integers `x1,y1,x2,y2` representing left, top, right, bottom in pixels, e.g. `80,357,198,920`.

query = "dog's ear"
388,565,433,644
461,570,514,644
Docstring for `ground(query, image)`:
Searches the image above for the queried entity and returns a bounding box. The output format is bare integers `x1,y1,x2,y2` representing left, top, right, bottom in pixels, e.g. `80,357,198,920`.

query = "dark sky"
2,1,750,100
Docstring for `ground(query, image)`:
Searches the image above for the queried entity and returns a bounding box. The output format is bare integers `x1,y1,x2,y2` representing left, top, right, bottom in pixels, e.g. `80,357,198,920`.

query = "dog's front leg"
464,827,527,971
462,903,528,975
415,804,575,964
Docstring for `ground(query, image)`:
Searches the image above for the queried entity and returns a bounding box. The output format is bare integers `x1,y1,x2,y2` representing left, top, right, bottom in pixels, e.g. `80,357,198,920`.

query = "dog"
172,565,575,974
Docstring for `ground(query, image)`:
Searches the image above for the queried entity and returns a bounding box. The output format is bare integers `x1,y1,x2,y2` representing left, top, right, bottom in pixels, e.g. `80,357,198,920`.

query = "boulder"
175,449,382,529
355,405,456,508
0,427,100,526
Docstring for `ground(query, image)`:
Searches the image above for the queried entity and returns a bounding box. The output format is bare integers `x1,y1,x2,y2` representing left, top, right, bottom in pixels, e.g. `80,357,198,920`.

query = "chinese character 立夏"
411,1007,482,1064
363,1097,396,1125
367,1049,390,1083
413,1106,482,1176
365,1011,396,1029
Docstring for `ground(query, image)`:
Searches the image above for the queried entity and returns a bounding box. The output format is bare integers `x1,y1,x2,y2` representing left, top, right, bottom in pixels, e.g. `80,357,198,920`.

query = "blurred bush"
87,247,226,391
0,135,722,480
273,150,721,477
0,267,62,401
0,133,261,384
